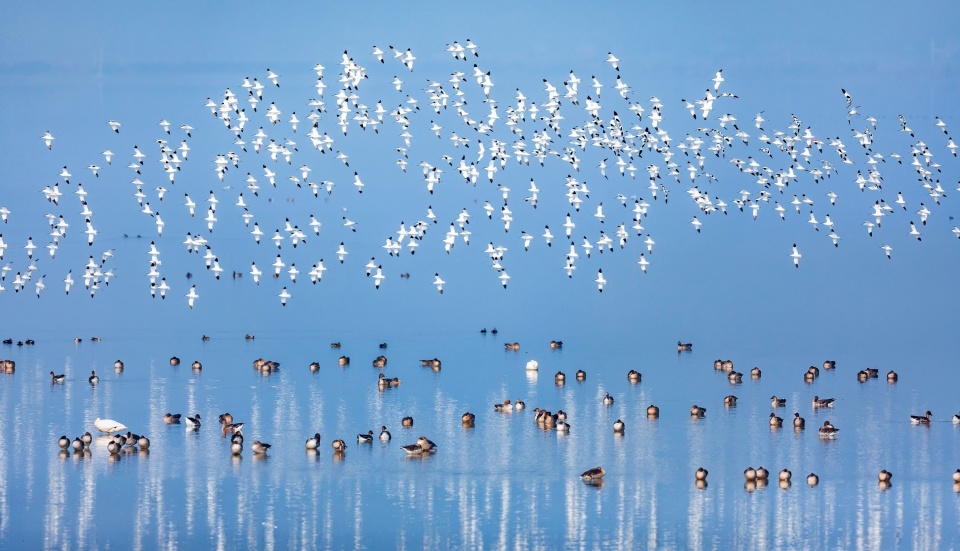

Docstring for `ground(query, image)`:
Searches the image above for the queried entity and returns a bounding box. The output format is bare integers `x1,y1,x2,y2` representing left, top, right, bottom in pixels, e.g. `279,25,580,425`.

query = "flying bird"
790,244,801,268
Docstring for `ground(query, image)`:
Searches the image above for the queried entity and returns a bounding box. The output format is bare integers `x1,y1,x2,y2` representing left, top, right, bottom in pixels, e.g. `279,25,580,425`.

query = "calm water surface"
2,1,960,548
1,322,958,550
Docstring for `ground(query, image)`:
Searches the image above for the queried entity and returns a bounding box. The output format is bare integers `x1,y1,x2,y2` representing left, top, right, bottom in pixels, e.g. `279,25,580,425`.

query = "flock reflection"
0,334,954,549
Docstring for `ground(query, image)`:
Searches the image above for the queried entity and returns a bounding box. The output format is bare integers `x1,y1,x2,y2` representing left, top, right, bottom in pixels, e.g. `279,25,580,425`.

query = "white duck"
94,418,128,434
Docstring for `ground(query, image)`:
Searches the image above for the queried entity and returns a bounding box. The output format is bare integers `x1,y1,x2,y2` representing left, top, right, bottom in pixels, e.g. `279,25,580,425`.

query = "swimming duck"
379,426,391,441
724,395,738,407
221,420,244,435
170,356,180,366
81,432,92,445
779,469,792,482
402,416,413,427
878,470,893,483
647,405,659,418
556,420,570,433
504,342,520,351
803,371,816,383
420,358,442,368
580,466,606,480
602,392,614,405
771,395,786,408
690,405,706,418
750,367,761,379
677,341,693,351
401,443,424,455
542,411,558,428
306,433,321,449
514,400,525,410
627,370,641,383
613,419,625,433
807,365,820,378
94,417,127,433
416,436,437,452
549,340,563,349
494,399,513,412
191,361,202,371
555,371,566,384
72,438,84,452
231,441,243,455
813,396,835,408
953,413,960,424
220,414,243,432
953,470,960,483
818,420,839,438
910,411,932,425
793,413,805,429
695,468,708,481
461,413,475,427
744,467,757,481
88,370,99,384
727,371,743,384
253,359,280,373
57,435,70,449
50,371,65,384
806,473,819,486
823,360,836,370
575,369,586,381
769,413,783,427
372,355,387,368
357,430,374,444
755,467,769,480
114,360,124,370
887,370,898,382
338,356,350,366
309,362,320,372
137,435,150,449
331,439,347,452
185,414,201,429
377,373,401,388
251,440,271,454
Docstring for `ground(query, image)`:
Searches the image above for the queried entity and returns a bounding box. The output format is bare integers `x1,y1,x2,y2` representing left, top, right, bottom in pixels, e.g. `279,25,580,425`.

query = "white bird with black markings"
40,131,54,150
186,285,199,309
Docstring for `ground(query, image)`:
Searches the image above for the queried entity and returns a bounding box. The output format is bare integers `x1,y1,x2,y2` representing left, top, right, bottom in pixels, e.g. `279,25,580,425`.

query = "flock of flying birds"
2,41,958,307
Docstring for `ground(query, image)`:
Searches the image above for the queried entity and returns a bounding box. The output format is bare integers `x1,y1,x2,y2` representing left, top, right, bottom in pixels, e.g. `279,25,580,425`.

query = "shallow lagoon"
2,320,958,549
2,3,960,549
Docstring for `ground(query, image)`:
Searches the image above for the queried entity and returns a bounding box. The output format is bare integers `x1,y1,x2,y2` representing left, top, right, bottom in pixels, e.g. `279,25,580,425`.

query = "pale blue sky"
0,1,958,341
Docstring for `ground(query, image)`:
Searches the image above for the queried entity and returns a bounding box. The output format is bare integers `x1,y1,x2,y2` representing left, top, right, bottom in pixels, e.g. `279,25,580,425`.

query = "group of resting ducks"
579,357,960,487
48,339,960,484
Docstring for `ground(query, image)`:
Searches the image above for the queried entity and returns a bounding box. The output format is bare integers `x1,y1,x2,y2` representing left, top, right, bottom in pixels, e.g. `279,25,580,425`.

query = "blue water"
1,321,958,549
2,4,960,548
